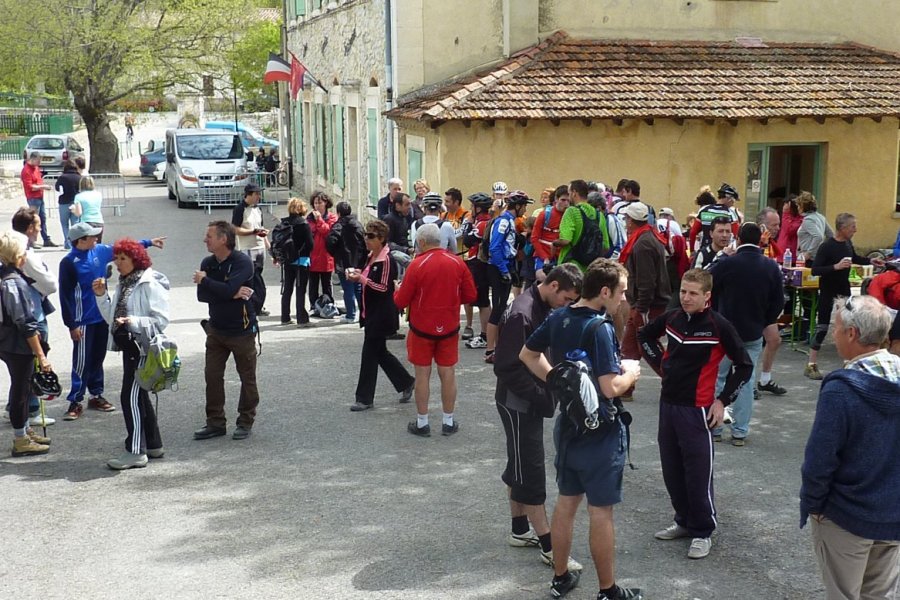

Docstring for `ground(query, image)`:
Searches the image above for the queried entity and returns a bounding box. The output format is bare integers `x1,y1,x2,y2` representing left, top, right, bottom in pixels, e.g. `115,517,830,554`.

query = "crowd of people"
3,164,900,599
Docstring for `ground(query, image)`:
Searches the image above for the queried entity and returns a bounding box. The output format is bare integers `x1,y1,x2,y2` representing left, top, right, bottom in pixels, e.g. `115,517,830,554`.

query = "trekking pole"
39,396,47,438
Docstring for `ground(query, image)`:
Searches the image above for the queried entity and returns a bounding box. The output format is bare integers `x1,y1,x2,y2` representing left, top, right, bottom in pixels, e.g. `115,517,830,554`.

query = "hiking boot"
397,384,414,404
350,402,372,412
147,448,165,459
87,396,116,412
804,364,824,380
461,326,475,340
11,435,49,457
441,422,459,436
597,585,644,600
465,335,487,349
654,523,691,540
232,426,252,440
550,570,580,598
63,403,84,421
508,527,540,547
193,425,226,440
540,549,584,573
407,421,431,437
26,428,50,445
758,381,787,395
687,537,712,559
731,436,746,447
107,452,148,470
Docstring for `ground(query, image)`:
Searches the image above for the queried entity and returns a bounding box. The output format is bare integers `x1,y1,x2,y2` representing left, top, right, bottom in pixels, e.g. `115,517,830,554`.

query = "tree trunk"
71,82,120,174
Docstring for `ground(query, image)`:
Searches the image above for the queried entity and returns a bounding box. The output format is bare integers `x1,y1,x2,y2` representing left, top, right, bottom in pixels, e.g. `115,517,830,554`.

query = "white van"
165,129,249,208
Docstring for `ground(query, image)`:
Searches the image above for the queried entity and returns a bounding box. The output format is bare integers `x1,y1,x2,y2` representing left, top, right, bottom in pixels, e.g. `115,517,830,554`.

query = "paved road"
0,180,834,599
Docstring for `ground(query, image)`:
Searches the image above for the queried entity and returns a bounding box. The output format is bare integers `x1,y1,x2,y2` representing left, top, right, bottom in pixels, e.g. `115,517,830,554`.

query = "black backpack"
567,206,608,266
270,219,297,264
325,221,343,257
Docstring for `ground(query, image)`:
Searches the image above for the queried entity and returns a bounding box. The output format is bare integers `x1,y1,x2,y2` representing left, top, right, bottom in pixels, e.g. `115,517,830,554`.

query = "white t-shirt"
234,203,264,252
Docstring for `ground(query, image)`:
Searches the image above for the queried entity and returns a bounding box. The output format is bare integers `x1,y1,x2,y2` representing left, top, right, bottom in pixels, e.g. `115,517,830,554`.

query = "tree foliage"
227,19,282,112
0,0,252,172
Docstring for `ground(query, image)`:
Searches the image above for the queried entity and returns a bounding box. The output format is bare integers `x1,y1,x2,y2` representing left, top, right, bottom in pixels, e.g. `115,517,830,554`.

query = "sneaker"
654,523,691,540
407,421,431,437
550,570,580,599
107,452,148,470
397,384,414,404
63,403,84,421
11,435,49,457
540,549,584,573
597,585,644,599
43,240,58,248
441,421,459,436
753,388,760,400
26,428,50,445
232,425,252,440
508,527,540,547
280,319,295,325
29,413,55,427
259,307,270,317
297,322,314,328
465,335,487,349
350,402,372,412
461,326,475,340
87,396,116,412
758,381,787,395
723,406,733,425
484,351,495,364
731,436,745,447
804,363,824,380
687,537,712,559
339,316,357,324
147,448,165,459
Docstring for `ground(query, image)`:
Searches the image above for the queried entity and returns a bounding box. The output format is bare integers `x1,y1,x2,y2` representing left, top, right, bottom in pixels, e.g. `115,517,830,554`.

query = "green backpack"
137,333,181,394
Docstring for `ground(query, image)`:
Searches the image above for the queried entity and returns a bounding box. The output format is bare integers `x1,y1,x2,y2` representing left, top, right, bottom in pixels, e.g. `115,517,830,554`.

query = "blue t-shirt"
526,305,621,378
74,190,104,224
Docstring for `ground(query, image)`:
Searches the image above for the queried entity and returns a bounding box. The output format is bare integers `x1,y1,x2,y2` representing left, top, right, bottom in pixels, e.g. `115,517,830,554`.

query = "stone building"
286,0,900,244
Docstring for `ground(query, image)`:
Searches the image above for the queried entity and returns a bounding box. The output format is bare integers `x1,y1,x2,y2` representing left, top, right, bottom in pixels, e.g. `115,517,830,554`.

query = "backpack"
325,221,343,257
567,206,610,266
137,333,181,393
270,218,297,264
477,217,497,263
313,293,340,319
343,221,367,268
249,269,266,316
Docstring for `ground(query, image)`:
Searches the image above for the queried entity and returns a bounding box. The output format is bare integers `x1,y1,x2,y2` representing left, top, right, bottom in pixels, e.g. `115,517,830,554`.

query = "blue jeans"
713,336,763,440
58,203,77,249
338,271,362,320
26,198,51,243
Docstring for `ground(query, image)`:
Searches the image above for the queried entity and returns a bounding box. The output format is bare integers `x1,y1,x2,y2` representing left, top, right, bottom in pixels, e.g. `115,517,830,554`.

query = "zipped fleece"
96,268,170,354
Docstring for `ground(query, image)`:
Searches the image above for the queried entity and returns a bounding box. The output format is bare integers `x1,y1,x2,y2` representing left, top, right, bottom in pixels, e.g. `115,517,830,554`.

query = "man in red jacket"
20,152,57,247
394,223,477,437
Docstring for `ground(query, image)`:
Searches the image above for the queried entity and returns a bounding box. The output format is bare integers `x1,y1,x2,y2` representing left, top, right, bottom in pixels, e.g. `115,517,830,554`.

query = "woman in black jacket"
332,201,367,324
278,197,315,326
54,159,82,249
347,220,414,411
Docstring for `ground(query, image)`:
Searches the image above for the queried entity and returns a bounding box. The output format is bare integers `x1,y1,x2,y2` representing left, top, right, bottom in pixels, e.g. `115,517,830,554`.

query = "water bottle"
566,349,590,369
783,248,793,269
795,253,805,268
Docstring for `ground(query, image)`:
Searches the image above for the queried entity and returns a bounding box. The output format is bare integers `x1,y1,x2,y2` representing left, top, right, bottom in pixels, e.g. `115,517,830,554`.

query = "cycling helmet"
31,369,62,399
492,181,508,194
718,183,740,201
468,192,493,208
422,192,444,209
506,190,533,205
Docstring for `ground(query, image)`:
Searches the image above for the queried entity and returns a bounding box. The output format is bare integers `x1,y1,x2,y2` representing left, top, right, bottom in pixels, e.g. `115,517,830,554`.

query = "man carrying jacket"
494,264,583,573
394,224,476,437
532,186,569,271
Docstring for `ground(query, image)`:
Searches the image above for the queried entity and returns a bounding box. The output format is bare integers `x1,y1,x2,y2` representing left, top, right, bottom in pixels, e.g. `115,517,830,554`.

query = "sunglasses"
365,232,380,240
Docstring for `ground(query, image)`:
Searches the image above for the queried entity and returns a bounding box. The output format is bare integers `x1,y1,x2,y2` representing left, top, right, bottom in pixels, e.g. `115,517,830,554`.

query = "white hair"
836,295,892,346
0,230,27,265
415,223,441,249
387,177,403,188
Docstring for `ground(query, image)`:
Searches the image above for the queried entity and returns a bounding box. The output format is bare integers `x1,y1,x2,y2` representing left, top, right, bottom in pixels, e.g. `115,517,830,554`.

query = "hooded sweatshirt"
800,356,900,540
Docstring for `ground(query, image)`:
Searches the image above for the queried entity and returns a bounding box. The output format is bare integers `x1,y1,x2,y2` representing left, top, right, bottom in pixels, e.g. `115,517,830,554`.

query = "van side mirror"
166,153,175,164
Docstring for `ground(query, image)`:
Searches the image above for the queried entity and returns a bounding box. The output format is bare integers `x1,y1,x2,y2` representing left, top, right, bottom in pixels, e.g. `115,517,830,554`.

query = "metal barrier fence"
43,173,128,218
196,169,289,214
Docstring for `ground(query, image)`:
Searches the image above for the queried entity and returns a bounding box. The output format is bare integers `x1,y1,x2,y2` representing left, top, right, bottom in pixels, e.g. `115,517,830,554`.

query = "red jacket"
532,205,565,261
21,163,44,200
868,270,900,310
776,211,802,257
308,211,337,273
394,248,477,338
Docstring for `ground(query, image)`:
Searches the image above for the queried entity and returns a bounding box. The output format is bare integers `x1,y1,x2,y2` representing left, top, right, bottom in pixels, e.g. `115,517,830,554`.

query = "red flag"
290,54,306,100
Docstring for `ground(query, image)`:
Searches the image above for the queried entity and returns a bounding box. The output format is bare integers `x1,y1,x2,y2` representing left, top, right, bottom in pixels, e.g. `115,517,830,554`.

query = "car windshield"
30,138,65,150
176,135,243,160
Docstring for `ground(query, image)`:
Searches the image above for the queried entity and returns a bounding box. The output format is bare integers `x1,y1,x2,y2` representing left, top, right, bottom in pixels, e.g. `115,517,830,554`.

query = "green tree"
227,20,282,111
0,0,250,173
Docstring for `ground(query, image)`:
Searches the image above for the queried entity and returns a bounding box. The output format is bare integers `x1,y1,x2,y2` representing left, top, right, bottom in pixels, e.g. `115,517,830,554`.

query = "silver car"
23,134,85,173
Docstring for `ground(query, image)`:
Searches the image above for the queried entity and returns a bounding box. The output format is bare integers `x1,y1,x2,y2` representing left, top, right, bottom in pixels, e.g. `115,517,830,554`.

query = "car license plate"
41,156,53,163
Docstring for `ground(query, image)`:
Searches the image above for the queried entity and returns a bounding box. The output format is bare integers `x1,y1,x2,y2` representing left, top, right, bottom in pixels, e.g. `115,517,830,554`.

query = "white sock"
417,414,429,428
443,412,454,426
759,372,772,385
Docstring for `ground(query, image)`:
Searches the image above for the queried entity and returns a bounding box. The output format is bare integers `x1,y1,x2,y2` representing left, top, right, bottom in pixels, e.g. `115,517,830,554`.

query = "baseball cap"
68,222,103,242
624,202,650,222
659,207,675,218
245,182,262,195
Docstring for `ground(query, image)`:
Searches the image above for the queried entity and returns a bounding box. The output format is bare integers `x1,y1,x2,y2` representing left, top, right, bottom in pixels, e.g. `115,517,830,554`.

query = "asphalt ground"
0,179,835,599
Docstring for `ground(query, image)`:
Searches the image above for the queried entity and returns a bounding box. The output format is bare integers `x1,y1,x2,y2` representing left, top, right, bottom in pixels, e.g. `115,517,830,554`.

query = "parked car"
154,161,166,182
23,134,85,173
204,120,279,154
165,129,249,208
139,139,166,177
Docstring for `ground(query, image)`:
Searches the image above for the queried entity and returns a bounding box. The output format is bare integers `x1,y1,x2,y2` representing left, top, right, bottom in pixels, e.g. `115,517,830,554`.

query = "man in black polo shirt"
494,264,583,572
193,221,259,441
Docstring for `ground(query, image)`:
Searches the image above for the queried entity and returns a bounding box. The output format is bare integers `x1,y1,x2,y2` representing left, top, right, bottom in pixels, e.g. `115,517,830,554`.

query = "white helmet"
492,181,508,194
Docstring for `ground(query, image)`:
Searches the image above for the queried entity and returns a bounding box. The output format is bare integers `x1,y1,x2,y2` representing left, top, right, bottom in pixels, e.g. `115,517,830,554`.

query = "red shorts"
407,331,459,367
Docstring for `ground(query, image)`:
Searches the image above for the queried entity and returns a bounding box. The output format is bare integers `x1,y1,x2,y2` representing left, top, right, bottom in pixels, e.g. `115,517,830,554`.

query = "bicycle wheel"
277,170,288,187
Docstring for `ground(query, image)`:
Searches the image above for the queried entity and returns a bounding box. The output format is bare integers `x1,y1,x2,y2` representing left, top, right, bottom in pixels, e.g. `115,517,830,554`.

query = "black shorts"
497,401,547,505
467,260,491,308
486,264,513,325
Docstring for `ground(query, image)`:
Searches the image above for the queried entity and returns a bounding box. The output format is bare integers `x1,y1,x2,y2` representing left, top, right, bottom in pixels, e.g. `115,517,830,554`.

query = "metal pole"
233,75,239,132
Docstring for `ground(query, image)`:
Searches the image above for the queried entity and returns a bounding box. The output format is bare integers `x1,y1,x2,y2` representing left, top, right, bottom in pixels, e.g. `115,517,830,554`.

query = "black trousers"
486,264,513,325
658,402,717,538
281,264,310,324
354,333,414,405
309,271,334,307
116,330,162,455
1,351,33,430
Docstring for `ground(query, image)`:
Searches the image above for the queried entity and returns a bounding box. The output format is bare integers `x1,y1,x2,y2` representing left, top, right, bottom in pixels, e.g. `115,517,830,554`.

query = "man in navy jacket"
708,222,784,445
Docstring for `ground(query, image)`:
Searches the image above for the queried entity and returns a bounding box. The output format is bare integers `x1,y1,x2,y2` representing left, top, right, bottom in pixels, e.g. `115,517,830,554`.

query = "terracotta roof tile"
386,33,900,122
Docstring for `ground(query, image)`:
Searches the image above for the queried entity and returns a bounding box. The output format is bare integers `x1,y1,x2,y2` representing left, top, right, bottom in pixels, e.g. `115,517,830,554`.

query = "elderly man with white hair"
377,177,403,220
800,295,900,600
393,224,477,437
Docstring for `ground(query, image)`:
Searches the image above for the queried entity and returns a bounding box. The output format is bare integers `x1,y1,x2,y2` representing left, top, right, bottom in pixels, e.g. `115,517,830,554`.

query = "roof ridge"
422,30,568,121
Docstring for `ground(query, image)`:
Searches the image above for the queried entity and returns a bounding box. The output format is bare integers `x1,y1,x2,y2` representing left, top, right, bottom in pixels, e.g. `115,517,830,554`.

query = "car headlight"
180,167,197,183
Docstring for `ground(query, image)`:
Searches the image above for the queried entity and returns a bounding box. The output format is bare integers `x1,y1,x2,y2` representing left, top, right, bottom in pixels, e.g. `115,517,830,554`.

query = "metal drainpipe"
385,0,396,180
280,9,293,188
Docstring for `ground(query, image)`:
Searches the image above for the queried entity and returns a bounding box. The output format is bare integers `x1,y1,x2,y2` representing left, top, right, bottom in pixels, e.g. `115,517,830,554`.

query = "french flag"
263,53,292,84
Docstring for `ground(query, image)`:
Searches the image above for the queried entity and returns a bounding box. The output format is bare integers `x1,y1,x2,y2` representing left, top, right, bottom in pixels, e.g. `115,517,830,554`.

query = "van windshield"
176,135,243,160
